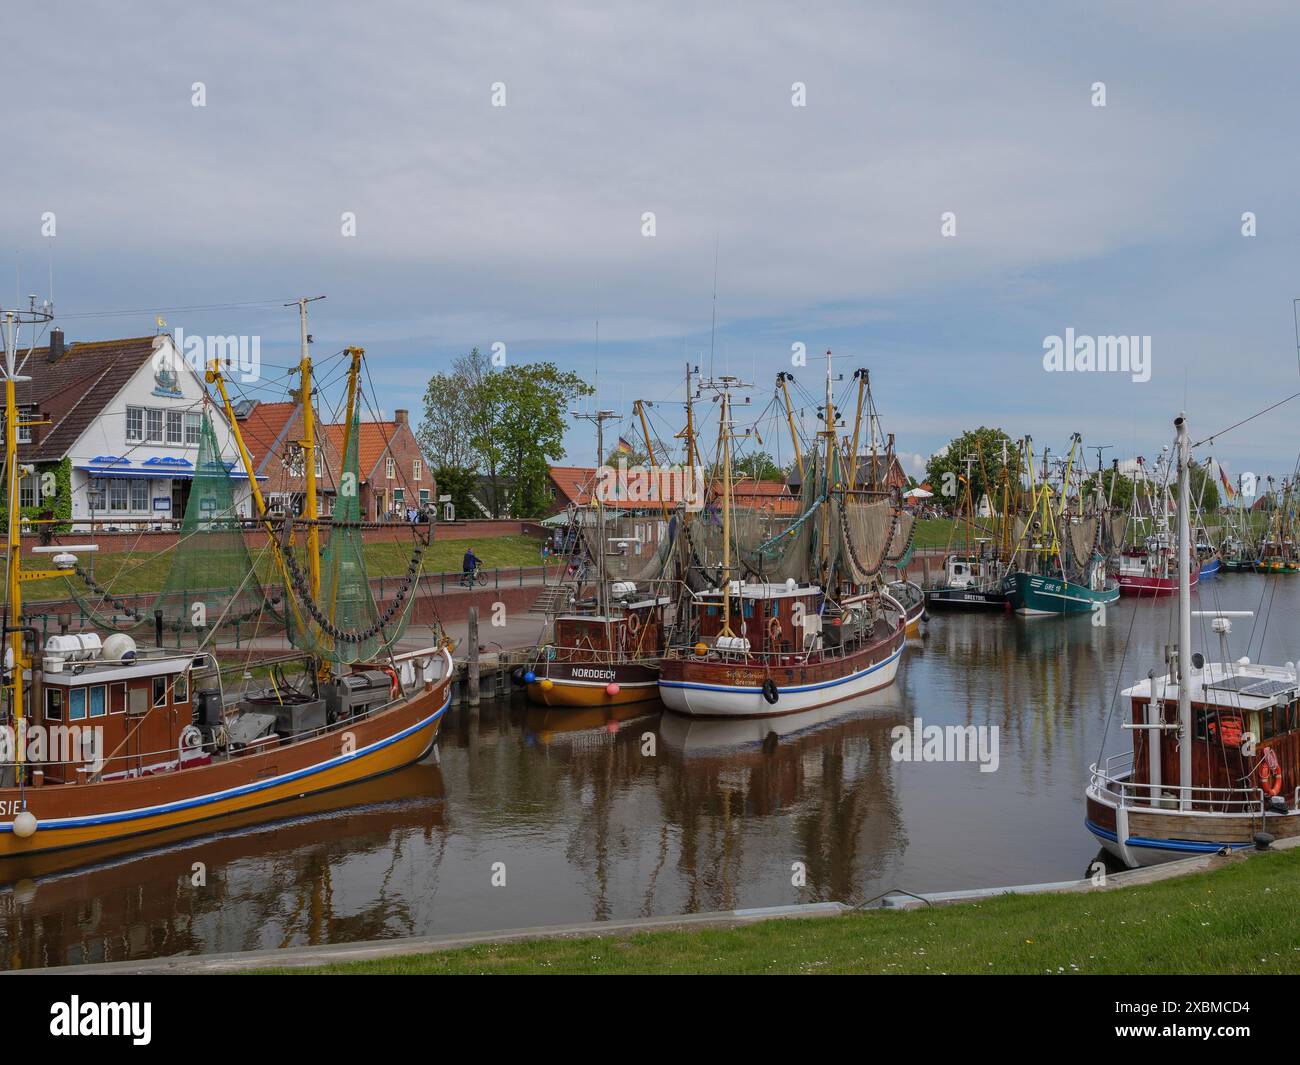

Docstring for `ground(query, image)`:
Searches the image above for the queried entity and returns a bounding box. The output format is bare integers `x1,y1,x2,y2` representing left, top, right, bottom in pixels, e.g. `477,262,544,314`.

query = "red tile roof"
18,336,160,461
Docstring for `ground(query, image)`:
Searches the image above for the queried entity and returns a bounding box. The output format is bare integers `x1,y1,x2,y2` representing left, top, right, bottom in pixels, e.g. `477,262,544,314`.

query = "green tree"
473,362,593,518
734,451,785,482
431,465,478,521
1083,468,1136,512
604,444,649,467
924,428,1020,514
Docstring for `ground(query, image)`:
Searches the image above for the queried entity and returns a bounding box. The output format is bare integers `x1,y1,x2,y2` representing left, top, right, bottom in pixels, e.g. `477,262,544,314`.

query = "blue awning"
76,465,265,482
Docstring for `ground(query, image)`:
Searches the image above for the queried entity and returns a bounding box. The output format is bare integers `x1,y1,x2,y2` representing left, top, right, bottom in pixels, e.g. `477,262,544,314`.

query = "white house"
18,330,260,530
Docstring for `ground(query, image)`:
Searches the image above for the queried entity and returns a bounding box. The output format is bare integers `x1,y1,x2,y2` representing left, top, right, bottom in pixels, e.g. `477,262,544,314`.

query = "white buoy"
12,810,37,838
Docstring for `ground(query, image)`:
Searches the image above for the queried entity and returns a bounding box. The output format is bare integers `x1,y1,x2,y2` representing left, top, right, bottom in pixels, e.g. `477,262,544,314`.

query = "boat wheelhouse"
926,542,1011,611
1085,413,1300,867
1086,658,1300,866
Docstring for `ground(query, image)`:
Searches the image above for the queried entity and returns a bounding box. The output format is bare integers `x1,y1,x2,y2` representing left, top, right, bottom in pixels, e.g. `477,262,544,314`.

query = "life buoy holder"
1258,746,1283,797
767,616,783,644
761,678,779,705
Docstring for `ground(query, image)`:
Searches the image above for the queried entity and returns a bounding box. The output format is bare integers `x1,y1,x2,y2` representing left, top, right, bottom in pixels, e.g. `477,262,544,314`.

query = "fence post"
467,606,480,709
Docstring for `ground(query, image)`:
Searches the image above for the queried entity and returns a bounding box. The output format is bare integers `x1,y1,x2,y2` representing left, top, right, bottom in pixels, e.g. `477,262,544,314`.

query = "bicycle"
461,563,488,588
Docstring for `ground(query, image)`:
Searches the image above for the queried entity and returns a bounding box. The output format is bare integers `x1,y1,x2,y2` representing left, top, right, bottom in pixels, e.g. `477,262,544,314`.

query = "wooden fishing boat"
660,358,907,719
0,317,451,859
1085,414,1300,866
524,387,693,708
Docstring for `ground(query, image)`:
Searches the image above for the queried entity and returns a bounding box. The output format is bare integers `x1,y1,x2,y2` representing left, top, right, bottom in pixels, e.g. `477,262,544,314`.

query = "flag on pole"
1220,466,1235,499
615,436,634,454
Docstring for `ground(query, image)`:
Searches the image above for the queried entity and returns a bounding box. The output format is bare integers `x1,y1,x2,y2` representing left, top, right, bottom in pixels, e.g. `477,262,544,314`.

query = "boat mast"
289,296,325,602
820,351,836,586
719,383,735,636
776,371,804,483
1175,413,1193,808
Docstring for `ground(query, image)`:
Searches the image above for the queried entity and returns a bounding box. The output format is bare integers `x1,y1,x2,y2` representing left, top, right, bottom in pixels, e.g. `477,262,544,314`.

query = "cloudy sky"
4,1,1300,488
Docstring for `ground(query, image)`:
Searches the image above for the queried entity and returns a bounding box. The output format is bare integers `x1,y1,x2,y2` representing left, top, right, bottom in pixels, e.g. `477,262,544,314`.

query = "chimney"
394,408,408,427
47,328,65,362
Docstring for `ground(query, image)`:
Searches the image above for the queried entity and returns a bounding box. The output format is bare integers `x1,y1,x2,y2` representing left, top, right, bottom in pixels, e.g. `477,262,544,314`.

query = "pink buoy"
605,682,620,696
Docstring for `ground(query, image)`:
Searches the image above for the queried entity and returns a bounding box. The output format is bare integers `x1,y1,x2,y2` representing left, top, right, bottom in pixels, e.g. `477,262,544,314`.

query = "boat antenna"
708,234,719,379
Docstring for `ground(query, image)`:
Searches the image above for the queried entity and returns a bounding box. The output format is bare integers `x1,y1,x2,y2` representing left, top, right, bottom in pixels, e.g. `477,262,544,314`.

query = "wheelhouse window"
68,688,87,721
45,688,63,721
152,676,168,708
109,682,127,714
88,685,106,718
174,672,189,704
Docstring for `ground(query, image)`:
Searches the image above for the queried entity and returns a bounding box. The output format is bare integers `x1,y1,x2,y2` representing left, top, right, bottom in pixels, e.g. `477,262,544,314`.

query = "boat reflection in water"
0,759,445,970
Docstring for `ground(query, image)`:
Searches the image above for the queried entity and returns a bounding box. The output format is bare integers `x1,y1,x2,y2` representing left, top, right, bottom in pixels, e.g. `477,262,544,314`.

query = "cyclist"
462,546,480,587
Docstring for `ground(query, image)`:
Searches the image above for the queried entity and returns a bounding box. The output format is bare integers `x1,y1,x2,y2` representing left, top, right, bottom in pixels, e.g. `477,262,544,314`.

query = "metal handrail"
1088,759,1266,815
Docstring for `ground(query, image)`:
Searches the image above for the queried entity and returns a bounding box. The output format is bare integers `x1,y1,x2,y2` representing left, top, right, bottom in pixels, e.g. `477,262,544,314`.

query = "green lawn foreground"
257,846,1300,975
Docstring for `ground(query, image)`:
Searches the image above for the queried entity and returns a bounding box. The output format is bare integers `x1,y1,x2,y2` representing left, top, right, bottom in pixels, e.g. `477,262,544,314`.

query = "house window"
314,453,323,478
16,409,32,444
45,688,63,721
109,481,129,511
167,411,184,443
88,480,106,510
386,457,395,479
394,488,405,507
184,412,201,445
126,407,144,441
146,409,164,442
152,676,168,708
18,473,35,509
130,479,149,511
420,489,430,505
413,458,422,481
68,688,87,721
89,685,107,718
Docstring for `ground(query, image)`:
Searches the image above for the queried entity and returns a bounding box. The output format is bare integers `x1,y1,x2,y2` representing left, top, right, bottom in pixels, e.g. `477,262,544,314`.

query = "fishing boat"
0,311,451,859
1114,456,1198,597
926,447,1014,612
524,383,693,707
1085,414,1300,867
1002,434,1121,615
658,358,907,718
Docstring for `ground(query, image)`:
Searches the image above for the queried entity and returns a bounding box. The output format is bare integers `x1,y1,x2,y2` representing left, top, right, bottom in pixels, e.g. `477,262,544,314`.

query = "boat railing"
1089,753,1265,815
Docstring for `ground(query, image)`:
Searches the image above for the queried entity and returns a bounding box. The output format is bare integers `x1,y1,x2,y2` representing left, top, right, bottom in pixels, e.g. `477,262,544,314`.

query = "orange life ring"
626,611,641,636
1258,746,1283,797
767,616,783,643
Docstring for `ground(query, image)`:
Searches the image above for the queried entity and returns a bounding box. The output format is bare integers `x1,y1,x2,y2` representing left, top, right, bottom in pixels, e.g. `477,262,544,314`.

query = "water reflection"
4,572,1296,968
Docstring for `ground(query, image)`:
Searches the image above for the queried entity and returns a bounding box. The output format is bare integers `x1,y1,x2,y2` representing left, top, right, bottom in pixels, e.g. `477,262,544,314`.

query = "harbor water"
3,572,1295,968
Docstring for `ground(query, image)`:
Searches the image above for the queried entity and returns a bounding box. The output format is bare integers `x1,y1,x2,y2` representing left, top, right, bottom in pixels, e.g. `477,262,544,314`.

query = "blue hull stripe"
0,693,450,834
1084,817,1252,854
660,645,902,695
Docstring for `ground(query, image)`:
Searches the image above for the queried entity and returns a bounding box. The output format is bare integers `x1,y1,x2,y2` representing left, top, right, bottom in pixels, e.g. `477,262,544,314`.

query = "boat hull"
1198,558,1221,578
658,625,905,719
1085,789,1297,869
924,586,1011,611
526,661,661,707
1117,568,1198,597
1003,571,1120,615
0,668,452,858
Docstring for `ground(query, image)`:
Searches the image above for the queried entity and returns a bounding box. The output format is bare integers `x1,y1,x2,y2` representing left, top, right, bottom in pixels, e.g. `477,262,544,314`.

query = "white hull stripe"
0,692,451,833
660,645,902,695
